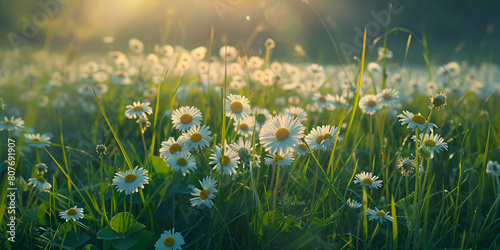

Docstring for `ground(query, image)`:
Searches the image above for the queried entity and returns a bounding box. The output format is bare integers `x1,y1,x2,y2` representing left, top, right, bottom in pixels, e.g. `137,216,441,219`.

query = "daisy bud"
96,144,107,155
430,92,447,110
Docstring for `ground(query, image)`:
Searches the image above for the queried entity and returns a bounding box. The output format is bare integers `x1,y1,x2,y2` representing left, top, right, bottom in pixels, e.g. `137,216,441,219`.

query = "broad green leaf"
97,228,123,240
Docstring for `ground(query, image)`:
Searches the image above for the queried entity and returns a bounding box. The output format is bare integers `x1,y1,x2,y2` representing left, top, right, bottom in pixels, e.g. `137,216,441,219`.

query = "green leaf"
110,212,145,236
151,156,170,174
97,228,123,240
83,244,100,250
132,230,157,249
112,237,138,250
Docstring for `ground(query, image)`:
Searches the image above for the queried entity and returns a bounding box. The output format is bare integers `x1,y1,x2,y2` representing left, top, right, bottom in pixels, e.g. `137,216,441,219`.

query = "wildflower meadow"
1,0,500,249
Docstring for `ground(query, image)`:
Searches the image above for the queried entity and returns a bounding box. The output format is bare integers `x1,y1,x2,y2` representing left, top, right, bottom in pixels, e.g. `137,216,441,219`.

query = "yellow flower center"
315,135,325,144
324,133,332,139
382,92,392,100
124,173,137,183
180,114,193,124
298,143,307,151
32,138,42,143
191,133,202,142
240,123,249,131
375,211,386,217
275,128,290,141
169,143,181,154
176,157,187,166
133,105,143,111
256,114,267,123
118,71,126,78
200,189,211,200
5,120,13,125
367,99,377,107
36,176,46,183
67,208,78,216
336,100,343,105
291,113,298,119
230,101,243,113
222,155,231,166
411,114,426,124
319,95,327,102
274,155,285,162
424,139,436,147
163,236,175,247
362,177,373,185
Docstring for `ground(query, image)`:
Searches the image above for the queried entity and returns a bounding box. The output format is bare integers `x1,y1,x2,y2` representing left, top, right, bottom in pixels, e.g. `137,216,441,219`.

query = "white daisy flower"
125,101,153,119
112,166,149,195
367,62,382,74
112,70,132,85
264,151,294,168
234,116,255,138
209,145,240,176
359,94,381,115
346,198,362,209
179,125,211,150
260,115,305,155
230,137,261,168
225,94,251,122
281,106,307,122
312,92,333,109
171,106,203,131
353,172,383,189
190,176,217,208
28,176,52,192
377,88,400,107
0,116,24,131
331,95,349,109
293,141,310,155
377,47,393,61
253,108,272,128
397,110,437,134
396,157,416,177
191,46,207,61
25,133,51,148
367,207,393,223
414,132,448,158
219,45,238,62
159,137,187,160
154,228,185,250
305,125,340,151
59,206,84,222
166,152,197,175
128,38,144,54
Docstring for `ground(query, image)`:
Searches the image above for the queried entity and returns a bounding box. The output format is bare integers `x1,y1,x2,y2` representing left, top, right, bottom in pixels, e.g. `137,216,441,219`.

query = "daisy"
59,206,84,222
281,106,307,122
353,172,382,189
25,133,51,148
190,176,217,208
377,47,393,61
96,144,107,155
312,92,333,109
28,176,52,192
359,94,381,115
179,125,211,150
265,38,276,49
128,38,144,54
396,157,416,177
230,138,261,168
234,116,255,138
331,95,348,109
125,101,153,119
0,116,24,131
264,151,294,168
305,125,339,151
112,70,132,85
112,166,149,195
367,62,382,74
219,45,238,62
293,140,310,155
377,88,400,107
225,94,251,122
209,145,240,176
253,108,272,128
36,163,48,175
166,152,197,175
171,106,203,131
367,207,393,223
346,198,362,209
159,137,187,160
429,92,447,111
397,110,437,134
414,133,448,158
154,228,185,250
259,114,305,155
191,46,207,61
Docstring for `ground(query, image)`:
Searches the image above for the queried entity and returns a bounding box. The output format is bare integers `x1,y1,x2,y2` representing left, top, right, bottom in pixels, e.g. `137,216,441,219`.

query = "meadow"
1,14,500,250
